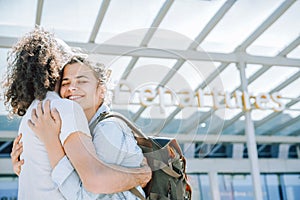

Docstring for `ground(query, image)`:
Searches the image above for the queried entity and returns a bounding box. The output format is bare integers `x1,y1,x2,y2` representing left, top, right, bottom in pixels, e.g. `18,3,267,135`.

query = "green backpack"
90,112,192,200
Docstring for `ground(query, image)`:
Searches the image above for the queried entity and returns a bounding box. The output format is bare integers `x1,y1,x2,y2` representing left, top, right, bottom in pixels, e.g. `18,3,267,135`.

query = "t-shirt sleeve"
51,99,91,145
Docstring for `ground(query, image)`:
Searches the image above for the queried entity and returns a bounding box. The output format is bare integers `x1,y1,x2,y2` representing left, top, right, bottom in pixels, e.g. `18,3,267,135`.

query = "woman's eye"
61,82,69,87
78,80,87,84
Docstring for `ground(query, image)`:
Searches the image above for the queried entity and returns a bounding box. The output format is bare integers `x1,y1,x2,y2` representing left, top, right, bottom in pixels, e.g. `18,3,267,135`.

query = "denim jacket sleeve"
51,156,99,200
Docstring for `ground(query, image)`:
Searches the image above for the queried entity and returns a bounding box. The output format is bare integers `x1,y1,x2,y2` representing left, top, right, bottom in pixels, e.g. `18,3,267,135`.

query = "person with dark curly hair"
4,27,151,200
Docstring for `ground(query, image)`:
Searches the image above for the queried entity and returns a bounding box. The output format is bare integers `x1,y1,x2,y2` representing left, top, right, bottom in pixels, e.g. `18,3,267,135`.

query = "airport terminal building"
0,0,300,199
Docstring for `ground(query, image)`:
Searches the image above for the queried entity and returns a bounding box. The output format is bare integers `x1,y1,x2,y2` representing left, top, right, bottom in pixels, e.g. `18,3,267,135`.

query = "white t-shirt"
17,91,90,200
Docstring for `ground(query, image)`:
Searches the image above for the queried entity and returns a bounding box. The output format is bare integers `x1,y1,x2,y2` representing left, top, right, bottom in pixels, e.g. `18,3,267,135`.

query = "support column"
209,171,220,200
238,61,263,200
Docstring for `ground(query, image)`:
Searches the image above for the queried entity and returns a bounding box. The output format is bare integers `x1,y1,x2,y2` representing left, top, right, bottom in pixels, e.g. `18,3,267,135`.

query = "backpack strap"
90,111,149,139
129,188,146,200
89,111,147,200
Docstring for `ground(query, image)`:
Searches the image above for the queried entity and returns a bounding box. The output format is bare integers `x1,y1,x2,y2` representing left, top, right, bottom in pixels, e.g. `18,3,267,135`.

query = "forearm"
64,132,150,194
88,162,148,193
44,137,65,168
51,158,99,200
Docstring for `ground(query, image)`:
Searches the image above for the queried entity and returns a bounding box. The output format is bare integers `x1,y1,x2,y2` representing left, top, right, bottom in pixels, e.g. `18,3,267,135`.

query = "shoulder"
51,99,83,112
94,117,133,137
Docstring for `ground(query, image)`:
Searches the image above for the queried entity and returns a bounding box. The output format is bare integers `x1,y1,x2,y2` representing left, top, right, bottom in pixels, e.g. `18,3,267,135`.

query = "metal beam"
0,141,11,152
1,158,300,175
126,0,236,123
279,35,300,56
267,114,300,135
269,70,300,93
187,158,300,173
154,63,229,133
221,35,300,136
189,0,236,50
209,171,221,200
249,95,300,133
131,59,185,122
35,0,44,25
3,130,299,144
120,0,174,80
1,39,300,67
89,0,111,43
220,69,299,135
140,0,174,46
239,0,296,51
0,131,18,140
157,134,300,144
238,61,263,200
185,109,216,134
214,112,244,133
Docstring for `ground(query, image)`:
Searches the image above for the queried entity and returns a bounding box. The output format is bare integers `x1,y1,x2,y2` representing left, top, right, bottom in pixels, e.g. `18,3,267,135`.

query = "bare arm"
63,132,151,193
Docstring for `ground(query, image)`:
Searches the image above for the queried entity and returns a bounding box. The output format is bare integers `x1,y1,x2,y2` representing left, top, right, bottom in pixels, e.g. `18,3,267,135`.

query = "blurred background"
0,0,300,199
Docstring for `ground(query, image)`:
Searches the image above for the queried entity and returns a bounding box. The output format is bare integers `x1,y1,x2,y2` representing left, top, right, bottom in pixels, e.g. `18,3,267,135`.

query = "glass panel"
222,114,246,135
247,1,300,56
255,110,299,135
276,111,300,136
149,0,226,50
199,174,211,200
248,66,298,94
95,0,164,45
208,63,240,93
251,110,273,121
219,174,254,200
0,177,18,200
0,48,10,115
41,0,103,42
0,0,36,37
287,46,300,59
245,64,263,79
281,174,300,200
200,0,284,53
125,58,174,88
278,77,300,99
88,54,132,84
264,174,281,200
290,101,300,110
187,174,203,200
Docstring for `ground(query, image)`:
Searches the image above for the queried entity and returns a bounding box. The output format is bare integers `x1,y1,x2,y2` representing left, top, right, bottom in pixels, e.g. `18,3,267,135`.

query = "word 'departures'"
113,80,285,113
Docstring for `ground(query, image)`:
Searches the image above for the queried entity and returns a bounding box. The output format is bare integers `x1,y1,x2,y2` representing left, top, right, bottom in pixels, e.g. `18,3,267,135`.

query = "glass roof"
0,0,300,138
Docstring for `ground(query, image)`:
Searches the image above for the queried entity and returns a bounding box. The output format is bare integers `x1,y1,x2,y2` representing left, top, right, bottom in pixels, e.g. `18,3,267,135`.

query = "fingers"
31,108,38,123
13,159,24,176
12,133,22,149
140,165,152,187
50,107,61,123
30,100,52,126
44,100,51,116
36,101,43,117
141,157,148,167
28,119,35,130
11,135,24,176
11,139,23,160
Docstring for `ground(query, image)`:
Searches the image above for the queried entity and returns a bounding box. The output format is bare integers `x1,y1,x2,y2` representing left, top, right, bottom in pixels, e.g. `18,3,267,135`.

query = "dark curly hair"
3,27,62,116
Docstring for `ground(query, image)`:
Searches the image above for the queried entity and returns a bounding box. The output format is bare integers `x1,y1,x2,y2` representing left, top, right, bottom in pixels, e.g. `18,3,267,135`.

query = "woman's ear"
97,84,106,99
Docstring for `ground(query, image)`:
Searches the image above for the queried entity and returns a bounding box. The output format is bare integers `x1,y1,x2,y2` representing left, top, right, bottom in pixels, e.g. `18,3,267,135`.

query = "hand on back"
28,100,61,144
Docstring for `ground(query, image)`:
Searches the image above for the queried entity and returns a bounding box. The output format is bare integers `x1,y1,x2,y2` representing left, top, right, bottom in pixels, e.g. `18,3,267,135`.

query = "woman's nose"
67,84,77,91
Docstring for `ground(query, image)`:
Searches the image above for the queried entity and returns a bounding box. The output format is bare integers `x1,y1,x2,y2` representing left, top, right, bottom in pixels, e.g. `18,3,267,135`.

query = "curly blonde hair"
3,27,63,116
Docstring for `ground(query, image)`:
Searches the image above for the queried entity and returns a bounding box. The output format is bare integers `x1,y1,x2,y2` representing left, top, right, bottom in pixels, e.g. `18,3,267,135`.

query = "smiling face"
60,62,105,121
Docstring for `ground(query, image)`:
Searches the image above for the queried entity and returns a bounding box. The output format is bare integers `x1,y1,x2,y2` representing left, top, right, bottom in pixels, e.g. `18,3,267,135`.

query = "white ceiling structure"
0,0,300,140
